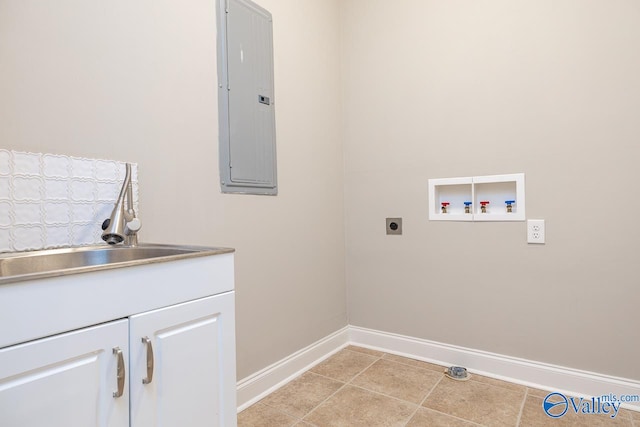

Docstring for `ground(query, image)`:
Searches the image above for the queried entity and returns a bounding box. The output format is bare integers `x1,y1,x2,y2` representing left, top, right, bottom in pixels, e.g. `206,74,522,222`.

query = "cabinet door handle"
141,336,154,385
112,347,125,398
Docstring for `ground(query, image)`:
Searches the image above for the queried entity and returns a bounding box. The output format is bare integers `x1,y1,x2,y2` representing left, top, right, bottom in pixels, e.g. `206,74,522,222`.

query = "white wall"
0,0,346,379
341,0,640,380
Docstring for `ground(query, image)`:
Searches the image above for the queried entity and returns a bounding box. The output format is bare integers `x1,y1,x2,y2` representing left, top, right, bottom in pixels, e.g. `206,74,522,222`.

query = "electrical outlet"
386,218,402,235
527,219,545,244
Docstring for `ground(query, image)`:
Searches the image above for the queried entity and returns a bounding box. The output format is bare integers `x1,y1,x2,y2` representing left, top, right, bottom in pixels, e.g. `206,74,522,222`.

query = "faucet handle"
126,218,142,233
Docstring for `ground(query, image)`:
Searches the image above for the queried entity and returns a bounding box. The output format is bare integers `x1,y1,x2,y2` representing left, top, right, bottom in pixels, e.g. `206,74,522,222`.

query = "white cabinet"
0,252,237,427
0,320,130,427
129,293,236,427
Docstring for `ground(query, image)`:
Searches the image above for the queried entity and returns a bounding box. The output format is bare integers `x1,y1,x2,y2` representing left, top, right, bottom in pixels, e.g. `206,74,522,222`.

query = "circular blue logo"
543,393,569,418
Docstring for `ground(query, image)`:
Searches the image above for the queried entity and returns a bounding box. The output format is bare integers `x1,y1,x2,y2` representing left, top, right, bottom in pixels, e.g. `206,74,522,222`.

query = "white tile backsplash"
96,182,118,201
0,151,10,175
44,202,71,224
70,180,96,202
13,202,42,225
13,226,45,251
13,152,41,175
43,154,71,178
71,158,94,179
0,149,138,253
44,179,70,200
0,202,11,227
72,223,100,246
13,176,43,201
72,204,95,223
96,160,119,181
0,229,11,252
45,225,71,248
0,177,10,199
95,203,115,225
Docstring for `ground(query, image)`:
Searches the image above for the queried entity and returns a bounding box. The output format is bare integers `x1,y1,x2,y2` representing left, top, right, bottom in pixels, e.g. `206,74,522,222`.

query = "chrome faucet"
101,163,141,246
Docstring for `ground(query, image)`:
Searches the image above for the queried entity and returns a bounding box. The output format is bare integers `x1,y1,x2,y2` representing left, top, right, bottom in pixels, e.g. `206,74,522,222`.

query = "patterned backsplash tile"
0,149,138,253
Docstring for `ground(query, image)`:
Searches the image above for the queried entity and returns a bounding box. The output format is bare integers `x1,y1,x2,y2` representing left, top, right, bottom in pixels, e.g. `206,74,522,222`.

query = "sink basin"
0,244,233,284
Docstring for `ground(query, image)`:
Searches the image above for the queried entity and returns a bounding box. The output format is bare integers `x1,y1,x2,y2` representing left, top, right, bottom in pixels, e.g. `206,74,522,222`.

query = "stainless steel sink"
0,244,233,284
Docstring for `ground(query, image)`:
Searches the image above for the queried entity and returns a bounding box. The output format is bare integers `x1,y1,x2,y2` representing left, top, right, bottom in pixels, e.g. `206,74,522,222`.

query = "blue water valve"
505,200,515,213
463,201,472,214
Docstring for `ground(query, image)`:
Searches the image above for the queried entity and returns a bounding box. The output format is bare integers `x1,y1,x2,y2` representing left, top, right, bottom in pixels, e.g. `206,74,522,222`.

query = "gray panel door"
219,0,277,194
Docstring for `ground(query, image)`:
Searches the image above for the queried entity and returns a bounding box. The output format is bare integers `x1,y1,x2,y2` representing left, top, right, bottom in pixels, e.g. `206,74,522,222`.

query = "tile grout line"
411,375,487,427
380,353,492,426
381,353,449,373
341,350,443,419
346,381,429,408
303,349,453,425
402,374,445,427
318,362,484,427
297,378,354,422
255,348,379,424
468,377,529,395
346,351,387,386
514,387,529,427
366,353,468,425
253,370,319,423
254,371,343,424
299,349,384,423
249,402,305,425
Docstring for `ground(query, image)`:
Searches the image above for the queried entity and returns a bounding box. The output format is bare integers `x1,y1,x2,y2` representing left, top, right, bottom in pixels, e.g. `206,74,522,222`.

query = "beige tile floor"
238,346,640,427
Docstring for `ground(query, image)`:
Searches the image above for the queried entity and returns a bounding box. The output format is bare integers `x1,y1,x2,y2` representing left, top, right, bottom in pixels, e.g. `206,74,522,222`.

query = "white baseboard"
349,326,640,411
236,326,350,411
236,325,640,412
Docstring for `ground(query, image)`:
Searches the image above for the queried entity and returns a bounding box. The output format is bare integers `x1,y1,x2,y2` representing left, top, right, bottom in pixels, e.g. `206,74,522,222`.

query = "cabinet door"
129,292,237,427
0,320,129,427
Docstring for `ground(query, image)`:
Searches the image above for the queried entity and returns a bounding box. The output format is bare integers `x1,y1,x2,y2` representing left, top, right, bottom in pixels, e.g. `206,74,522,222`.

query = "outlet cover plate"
527,219,545,244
